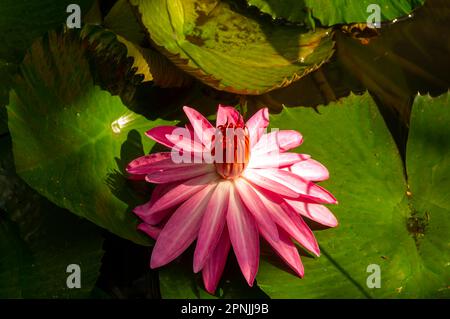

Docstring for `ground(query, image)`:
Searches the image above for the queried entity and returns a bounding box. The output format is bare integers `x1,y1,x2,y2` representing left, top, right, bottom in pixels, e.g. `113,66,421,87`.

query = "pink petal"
145,164,216,184
194,181,231,273
227,185,259,286
146,125,205,153
216,105,244,126
183,106,214,147
126,152,182,175
287,159,330,181
285,199,338,227
247,152,310,169
202,227,231,294
150,183,217,268
185,123,195,136
134,183,176,224
165,131,205,154
234,178,279,243
254,168,337,204
260,226,304,277
145,126,179,148
250,186,320,256
137,223,162,240
243,168,299,198
134,200,172,226
252,130,303,155
149,172,219,217
246,108,269,147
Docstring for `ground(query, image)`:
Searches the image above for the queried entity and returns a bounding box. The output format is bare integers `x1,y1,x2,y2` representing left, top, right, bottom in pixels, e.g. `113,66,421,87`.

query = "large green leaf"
7,31,175,245
131,0,334,94
0,0,94,63
246,0,425,26
256,92,449,298
0,136,104,298
405,93,450,295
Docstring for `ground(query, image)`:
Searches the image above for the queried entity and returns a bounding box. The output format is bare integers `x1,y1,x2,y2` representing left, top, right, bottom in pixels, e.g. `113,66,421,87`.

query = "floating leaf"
246,0,425,26
0,136,104,298
7,30,175,245
131,0,334,94
256,92,450,298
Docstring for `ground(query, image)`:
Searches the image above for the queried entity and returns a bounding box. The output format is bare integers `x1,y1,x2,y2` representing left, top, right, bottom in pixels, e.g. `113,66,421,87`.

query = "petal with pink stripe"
246,108,269,147
227,185,259,286
260,226,304,277
255,168,337,204
286,159,330,181
234,178,279,243
145,164,216,184
194,181,231,273
248,152,310,169
216,105,244,126
252,130,303,155
149,172,219,216
202,227,231,294
150,183,217,268
285,199,338,227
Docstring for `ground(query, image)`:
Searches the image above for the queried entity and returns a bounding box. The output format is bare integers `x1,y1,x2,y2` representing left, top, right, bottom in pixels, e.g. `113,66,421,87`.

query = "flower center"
213,123,250,180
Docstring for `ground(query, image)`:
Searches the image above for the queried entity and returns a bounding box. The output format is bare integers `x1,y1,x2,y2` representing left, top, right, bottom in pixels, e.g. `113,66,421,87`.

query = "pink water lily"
126,105,338,294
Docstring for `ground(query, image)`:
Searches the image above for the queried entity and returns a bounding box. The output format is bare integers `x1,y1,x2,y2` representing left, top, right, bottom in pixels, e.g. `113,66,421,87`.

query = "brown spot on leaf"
186,35,205,46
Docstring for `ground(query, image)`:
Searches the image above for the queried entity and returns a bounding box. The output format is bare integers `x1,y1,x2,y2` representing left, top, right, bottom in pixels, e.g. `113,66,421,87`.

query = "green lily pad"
246,0,425,26
256,92,450,298
0,136,104,298
0,0,94,63
405,92,450,294
130,0,334,94
7,30,175,245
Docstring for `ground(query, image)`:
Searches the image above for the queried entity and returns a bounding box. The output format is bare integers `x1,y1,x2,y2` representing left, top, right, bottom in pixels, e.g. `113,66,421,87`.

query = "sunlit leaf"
256,92,450,298
131,0,334,94
7,30,175,245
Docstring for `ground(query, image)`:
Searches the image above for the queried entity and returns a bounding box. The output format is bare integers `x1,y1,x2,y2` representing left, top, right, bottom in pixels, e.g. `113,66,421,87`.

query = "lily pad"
256,92,450,298
7,30,175,245
246,0,425,26
0,136,104,298
131,0,334,94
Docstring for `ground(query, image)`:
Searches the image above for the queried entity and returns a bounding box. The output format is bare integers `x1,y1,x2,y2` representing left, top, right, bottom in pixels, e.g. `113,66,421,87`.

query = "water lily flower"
126,105,338,294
